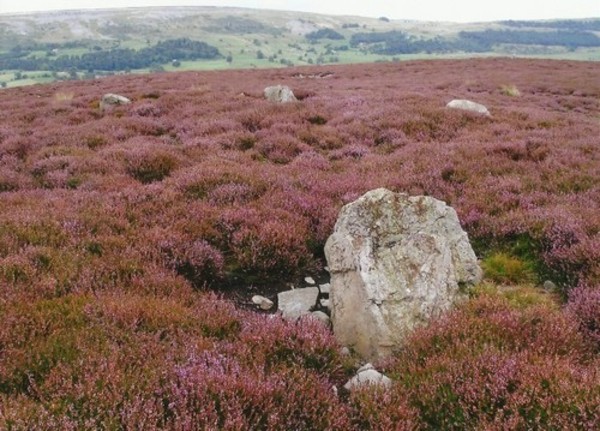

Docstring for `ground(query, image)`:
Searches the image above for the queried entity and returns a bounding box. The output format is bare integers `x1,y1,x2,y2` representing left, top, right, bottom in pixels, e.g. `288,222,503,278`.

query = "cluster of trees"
305,29,345,41
0,38,220,72
350,31,468,54
350,28,600,55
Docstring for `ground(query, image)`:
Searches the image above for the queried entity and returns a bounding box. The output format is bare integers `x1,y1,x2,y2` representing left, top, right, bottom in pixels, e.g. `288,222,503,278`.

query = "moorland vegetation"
0,58,599,429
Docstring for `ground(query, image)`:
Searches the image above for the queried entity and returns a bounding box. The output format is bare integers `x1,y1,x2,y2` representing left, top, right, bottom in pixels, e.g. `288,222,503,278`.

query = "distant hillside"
0,7,599,87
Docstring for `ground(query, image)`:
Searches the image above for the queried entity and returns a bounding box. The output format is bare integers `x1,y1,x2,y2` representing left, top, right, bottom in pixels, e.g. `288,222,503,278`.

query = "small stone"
446,99,490,116
304,276,316,285
543,280,557,292
319,283,331,294
340,346,351,356
100,93,131,111
264,85,297,103
344,366,392,390
311,310,331,326
324,266,330,272
320,298,331,310
251,295,274,310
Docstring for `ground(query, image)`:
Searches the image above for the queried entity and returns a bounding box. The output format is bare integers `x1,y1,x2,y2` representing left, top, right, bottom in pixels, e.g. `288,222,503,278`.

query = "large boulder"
264,85,297,103
324,188,481,360
446,99,490,116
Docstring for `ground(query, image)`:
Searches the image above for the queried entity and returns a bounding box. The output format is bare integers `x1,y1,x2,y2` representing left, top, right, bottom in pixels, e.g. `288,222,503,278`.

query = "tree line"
350,29,600,55
0,38,221,72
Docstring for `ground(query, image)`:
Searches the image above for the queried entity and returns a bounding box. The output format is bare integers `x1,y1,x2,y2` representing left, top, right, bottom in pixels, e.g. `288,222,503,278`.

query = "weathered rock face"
446,99,490,116
100,93,131,111
264,85,297,103
324,188,481,360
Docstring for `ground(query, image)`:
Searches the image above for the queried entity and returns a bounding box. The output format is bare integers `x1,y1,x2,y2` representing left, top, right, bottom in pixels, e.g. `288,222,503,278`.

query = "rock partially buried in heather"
251,295,274,310
310,310,331,326
543,280,557,292
100,93,131,111
446,99,490,116
343,363,392,390
264,85,297,103
325,188,482,360
277,286,319,319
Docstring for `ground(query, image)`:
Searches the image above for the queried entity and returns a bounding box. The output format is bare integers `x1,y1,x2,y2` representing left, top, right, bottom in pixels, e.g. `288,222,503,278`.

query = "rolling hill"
1,6,599,88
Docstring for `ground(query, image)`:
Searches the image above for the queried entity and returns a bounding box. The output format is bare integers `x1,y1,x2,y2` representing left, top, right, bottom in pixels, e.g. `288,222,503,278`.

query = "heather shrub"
125,149,179,183
238,314,348,376
567,285,600,350
347,387,418,431
160,237,225,287
382,288,598,430
0,295,91,394
167,353,351,430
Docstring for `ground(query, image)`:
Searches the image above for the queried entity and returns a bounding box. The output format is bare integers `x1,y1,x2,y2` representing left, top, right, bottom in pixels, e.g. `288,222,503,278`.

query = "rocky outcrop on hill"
325,188,481,360
446,99,490,116
264,85,297,103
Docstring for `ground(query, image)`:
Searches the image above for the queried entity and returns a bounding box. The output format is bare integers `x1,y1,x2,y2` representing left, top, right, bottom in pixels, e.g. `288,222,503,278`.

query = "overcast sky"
0,0,598,22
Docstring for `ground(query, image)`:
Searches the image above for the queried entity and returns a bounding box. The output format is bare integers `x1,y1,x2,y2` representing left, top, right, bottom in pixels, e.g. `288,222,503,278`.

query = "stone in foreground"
264,85,297,103
325,188,481,360
277,287,319,320
446,99,490,116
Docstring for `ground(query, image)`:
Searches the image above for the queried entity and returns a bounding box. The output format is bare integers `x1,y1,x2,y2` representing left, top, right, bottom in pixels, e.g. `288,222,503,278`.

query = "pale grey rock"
320,298,331,310
319,283,331,294
311,310,331,326
304,276,316,285
264,85,297,103
446,99,490,116
344,364,392,390
100,93,131,111
277,287,319,319
357,363,375,373
340,346,351,356
543,280,557,292
325,188,481,360
251,295,274,310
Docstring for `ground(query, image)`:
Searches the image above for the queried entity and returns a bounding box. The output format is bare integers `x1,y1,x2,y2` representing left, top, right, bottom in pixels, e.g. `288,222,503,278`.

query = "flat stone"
277,287,319,320
319,283,331,294
320,298,331,310
304,276,316,285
